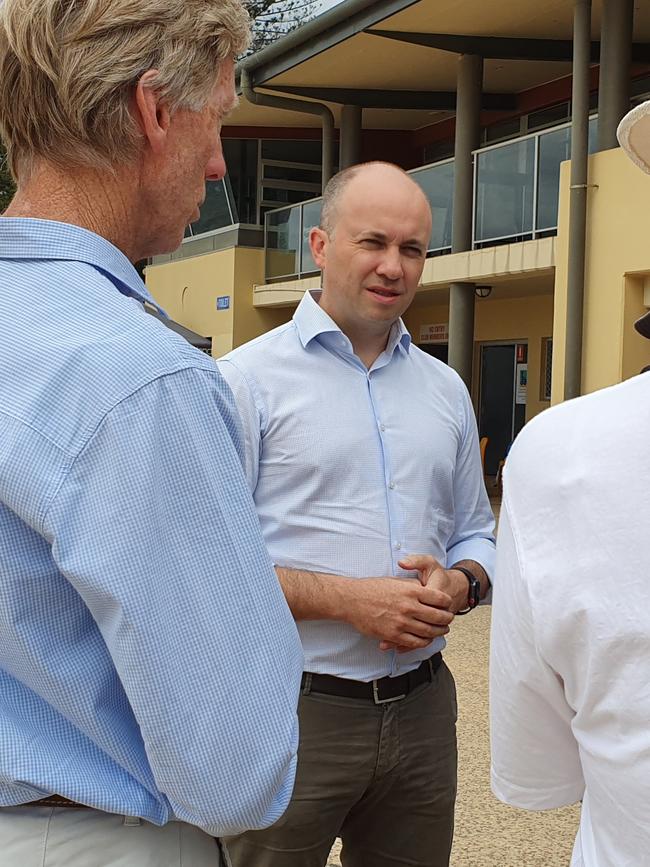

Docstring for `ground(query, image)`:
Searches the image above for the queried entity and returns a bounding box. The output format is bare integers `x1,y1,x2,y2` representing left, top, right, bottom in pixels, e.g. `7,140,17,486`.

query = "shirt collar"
0,217,164,312
293,289,411,356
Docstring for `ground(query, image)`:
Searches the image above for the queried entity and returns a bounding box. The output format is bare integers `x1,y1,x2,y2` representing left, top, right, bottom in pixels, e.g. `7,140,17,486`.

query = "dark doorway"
478,343,527,475
418,343,448,364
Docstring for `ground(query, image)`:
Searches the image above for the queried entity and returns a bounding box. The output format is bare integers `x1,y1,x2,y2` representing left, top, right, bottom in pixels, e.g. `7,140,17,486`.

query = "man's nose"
205,151,227,182
376,247,404,280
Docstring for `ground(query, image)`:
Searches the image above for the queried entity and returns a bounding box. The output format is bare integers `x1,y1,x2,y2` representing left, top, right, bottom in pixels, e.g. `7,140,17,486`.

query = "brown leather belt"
13,795,88,809
301,652,442,704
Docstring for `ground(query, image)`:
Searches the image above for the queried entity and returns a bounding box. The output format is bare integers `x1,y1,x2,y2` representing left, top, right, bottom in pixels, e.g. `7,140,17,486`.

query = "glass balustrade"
265,203,302,279
264,116,599,280
264,196,322,281
410,159,454,254
474,115,598,246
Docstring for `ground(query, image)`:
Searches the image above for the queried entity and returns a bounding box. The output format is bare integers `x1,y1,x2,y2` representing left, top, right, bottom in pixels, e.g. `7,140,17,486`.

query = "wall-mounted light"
475,284,492,298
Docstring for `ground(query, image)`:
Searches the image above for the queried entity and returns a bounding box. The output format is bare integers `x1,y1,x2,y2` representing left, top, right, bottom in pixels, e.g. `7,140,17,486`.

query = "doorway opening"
478,342,528,476
418,342,448,364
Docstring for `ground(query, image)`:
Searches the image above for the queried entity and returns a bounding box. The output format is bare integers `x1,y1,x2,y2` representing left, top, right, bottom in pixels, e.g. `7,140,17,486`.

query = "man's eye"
360,238,381,248
403,246,423,257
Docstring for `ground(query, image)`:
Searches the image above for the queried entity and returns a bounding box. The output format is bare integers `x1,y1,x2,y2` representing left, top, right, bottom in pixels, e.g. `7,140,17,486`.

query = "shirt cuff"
446,538,496,584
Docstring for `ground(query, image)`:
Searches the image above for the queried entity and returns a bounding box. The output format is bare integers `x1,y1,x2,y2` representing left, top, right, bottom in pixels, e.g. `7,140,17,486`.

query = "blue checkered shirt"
0,218,302,834
219,290,496,681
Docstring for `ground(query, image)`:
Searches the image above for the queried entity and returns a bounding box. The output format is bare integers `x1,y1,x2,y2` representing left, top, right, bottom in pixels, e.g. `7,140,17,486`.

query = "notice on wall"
216,295,230,310
515,363,528,405
419,323,449,343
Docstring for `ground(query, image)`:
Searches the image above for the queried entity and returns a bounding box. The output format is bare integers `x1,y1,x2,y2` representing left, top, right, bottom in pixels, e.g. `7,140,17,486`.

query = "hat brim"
617,100,650,175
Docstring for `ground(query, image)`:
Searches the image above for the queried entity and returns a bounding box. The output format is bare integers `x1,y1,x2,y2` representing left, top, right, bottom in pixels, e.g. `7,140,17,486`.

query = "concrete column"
597,0,634,151
339,104,362,170
564,0,592,400
448,54,483,388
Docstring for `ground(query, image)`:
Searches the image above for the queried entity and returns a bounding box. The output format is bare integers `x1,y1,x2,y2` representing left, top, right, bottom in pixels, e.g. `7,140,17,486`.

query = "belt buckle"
372,679,406,705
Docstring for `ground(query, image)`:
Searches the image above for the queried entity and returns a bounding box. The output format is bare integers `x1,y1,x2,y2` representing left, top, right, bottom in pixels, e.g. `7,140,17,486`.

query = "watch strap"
451,565,481,615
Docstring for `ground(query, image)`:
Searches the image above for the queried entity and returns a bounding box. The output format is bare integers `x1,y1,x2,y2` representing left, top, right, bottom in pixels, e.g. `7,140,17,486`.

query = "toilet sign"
216,296,230,310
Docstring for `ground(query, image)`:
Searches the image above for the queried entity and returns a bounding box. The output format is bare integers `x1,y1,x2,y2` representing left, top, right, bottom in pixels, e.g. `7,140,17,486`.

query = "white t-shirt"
490,371,650,867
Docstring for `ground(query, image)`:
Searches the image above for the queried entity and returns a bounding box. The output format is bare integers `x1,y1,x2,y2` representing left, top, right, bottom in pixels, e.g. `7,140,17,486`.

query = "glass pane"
265,205,301,279
264,164,321,184
262,186,316,205
527,102,569,132
262,139,322,164
536,126,570,232
411,161,454,252
423,139,454,163
474,138,535,244
190,179,234,236
223,138,258,225
484,117,522,144
300,198,323,274
588,115,598,154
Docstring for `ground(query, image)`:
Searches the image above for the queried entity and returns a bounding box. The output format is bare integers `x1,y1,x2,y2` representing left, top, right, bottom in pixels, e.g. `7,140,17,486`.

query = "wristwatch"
451,565,481,615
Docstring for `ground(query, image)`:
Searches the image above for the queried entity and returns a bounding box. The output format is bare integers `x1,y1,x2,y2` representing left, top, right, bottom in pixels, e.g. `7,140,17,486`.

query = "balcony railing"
473,116,597,247
264,196,323,282
264,117,598,282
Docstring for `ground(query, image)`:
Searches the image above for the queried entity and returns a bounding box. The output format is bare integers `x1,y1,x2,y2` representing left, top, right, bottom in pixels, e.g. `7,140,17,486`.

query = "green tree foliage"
246,0,318,54
0,142,16,213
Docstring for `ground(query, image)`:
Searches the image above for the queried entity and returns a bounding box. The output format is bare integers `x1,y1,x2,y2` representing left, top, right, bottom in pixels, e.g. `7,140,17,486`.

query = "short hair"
0,0,250,178
319,161,427,236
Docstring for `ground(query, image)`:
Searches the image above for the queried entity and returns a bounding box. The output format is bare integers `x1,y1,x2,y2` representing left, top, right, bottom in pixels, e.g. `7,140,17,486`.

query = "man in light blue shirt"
0,1,302,865
219,162,496,867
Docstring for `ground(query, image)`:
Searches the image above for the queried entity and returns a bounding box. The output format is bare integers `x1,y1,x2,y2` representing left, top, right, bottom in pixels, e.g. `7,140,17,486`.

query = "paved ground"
327,498,581,866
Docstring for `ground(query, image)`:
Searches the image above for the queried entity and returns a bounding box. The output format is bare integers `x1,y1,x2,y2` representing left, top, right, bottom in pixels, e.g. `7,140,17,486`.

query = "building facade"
146,0,650,475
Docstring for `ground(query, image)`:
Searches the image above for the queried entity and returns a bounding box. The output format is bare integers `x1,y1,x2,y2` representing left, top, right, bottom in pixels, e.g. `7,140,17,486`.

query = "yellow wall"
553,149,650,402
145,248,236,357
404,292,554,422
145,247,290,358
232,248,291,348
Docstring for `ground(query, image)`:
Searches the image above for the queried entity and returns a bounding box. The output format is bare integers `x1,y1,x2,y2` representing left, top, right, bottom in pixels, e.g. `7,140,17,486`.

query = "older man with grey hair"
0,2,303,865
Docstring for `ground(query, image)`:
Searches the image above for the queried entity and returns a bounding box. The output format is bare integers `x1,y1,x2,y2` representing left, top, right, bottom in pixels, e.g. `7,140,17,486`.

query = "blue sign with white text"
217,296,230,310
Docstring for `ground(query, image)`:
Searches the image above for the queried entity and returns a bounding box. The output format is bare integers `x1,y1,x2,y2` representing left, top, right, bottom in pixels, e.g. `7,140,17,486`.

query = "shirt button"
395,542,402,550
388,481,395,490
379,424,386,432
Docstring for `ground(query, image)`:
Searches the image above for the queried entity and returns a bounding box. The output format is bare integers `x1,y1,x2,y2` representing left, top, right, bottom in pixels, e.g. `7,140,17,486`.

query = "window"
184,177,237,238
526,102,570,133
223,138,258,225
259,140,324,222
423,139,455,163
541,338,553,401
482,117,523,145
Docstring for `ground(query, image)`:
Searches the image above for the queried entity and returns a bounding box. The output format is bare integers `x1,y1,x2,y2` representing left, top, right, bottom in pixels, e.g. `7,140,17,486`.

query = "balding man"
219,162,496,867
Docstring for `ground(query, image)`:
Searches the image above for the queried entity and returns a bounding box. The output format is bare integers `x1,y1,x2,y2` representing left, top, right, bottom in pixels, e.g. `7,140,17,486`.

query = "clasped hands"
346,555,470,654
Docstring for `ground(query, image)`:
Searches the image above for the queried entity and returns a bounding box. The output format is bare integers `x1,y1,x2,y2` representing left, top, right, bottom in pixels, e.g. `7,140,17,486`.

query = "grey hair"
0,0,250,178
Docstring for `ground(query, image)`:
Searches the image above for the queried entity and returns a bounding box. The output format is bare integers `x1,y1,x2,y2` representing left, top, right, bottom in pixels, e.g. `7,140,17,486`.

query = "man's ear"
134,70,170,154
310,226,328,269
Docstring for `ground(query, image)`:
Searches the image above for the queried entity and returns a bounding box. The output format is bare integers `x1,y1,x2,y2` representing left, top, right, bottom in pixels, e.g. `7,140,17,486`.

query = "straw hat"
617,100,650,338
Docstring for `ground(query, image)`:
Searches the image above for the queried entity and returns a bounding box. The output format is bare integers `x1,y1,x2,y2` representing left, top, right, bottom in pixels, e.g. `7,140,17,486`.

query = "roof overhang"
229,0,650,133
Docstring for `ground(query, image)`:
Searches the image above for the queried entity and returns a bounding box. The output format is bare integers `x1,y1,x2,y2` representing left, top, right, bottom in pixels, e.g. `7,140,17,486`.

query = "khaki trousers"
0,806,226,866
225,660,458,867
